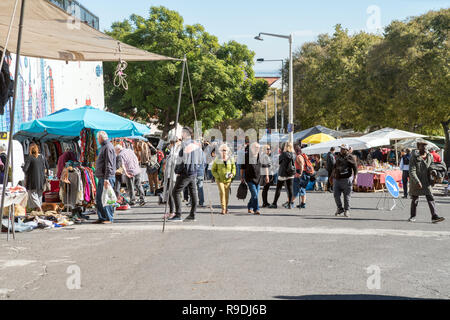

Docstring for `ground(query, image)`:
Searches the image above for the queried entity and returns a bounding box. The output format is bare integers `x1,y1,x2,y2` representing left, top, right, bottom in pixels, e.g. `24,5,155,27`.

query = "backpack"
285,155,296,177
302,154,315,176
236,181,248,200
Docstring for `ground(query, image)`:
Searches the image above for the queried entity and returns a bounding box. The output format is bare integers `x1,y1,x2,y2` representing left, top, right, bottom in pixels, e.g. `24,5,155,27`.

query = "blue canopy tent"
14,106,151,142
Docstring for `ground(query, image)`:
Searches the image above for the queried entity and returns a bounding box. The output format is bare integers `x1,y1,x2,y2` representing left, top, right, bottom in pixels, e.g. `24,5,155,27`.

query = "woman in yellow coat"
212,144,236,215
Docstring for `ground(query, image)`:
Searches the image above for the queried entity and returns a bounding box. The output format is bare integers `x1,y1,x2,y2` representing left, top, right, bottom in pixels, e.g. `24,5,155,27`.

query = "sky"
79,0,449,76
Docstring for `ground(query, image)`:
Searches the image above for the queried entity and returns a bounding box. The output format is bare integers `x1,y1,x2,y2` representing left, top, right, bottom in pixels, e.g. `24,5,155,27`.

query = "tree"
289,25,382,131
288,9,449,161
104,6,268,136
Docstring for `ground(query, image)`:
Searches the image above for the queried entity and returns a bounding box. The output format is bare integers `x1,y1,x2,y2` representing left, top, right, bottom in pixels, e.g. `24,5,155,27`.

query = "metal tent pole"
162,55,186,233
1,0,26,241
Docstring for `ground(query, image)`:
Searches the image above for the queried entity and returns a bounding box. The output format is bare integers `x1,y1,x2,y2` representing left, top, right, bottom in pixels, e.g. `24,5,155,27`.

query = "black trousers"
273,178,293,205
410,195,437,218
262,175,272,205
173,175,197,217
402,170,409,197
167,178,175,213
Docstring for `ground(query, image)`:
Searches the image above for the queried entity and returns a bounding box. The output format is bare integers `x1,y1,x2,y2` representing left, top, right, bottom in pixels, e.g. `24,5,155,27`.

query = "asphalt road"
1,181,449,300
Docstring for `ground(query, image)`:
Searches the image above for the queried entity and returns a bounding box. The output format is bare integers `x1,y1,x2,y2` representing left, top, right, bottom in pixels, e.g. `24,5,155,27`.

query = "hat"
340,144,350,150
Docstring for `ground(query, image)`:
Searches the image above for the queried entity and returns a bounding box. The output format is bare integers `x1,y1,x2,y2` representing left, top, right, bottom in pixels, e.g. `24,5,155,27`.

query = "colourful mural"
1,54,104,133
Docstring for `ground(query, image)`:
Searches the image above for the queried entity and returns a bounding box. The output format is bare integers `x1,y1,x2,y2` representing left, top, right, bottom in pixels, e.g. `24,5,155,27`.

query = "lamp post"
257,58,285,133
255,32,294,143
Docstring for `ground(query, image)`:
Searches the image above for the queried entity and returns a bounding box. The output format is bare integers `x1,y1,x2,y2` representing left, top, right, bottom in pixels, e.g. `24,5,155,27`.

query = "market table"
355,169,403,192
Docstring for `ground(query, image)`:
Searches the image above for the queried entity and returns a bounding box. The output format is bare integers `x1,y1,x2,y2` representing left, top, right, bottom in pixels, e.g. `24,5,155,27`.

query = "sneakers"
262,203,270,208
268,204,277,209
408,217,416,223
282,202,290,208
139,200,146,206
168,215,182,222
432,216,445,224
343,210,350,217
299,203,306,209
184,215,196,222
335,209,344,216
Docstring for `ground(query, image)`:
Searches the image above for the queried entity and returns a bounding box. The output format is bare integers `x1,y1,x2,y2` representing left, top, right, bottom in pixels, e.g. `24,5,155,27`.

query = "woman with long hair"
241,142,269,215
22,143,48,211
269,142,295,209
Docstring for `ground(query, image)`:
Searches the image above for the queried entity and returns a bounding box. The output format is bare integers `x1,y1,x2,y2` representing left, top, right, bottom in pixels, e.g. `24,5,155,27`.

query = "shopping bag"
102,184,118,207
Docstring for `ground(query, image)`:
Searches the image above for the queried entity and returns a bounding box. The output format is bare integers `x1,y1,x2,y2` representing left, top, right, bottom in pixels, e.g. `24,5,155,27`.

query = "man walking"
115,144,146,206
408,142,445,223
333,144,358,217
94,131,116,224
326,147,336,192
169,127,202,222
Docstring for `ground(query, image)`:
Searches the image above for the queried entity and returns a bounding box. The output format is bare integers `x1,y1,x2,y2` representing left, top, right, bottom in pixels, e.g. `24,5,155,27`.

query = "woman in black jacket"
23,143,48,211
269,142,295,209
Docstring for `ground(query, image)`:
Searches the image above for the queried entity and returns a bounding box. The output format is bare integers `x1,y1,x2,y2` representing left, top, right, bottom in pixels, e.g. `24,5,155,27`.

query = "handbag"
236,181,248,200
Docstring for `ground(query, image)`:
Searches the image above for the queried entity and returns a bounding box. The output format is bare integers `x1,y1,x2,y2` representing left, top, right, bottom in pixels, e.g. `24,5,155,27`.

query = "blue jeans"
96,177,116,222
247,181,260,212
197,176,204,206
293,175,308,198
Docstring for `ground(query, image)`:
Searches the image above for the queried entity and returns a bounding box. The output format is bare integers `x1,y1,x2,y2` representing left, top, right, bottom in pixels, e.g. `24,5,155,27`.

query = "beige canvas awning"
0,0,177,62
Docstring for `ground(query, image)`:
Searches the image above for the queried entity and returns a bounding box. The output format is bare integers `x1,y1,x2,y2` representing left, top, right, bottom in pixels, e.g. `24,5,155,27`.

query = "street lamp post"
255,32,294,143
257,58,285,133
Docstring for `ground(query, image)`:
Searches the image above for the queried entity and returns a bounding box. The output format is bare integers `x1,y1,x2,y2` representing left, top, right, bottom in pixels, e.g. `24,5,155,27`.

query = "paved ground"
0,181,449,300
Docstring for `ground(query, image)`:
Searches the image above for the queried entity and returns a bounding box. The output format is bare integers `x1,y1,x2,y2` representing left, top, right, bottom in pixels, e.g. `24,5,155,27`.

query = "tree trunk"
442,120,450,169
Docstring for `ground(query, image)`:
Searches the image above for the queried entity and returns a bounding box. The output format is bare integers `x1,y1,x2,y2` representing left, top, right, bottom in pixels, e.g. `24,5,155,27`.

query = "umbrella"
302,133,335,145
15,105,150,140
294,125,343,143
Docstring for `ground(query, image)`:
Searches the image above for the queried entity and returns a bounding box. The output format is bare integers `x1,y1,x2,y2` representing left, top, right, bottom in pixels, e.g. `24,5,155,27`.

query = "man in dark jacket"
326,147,336,192
94,131,117,224
408,142,445,223
333,144,358,217
169,127,202,222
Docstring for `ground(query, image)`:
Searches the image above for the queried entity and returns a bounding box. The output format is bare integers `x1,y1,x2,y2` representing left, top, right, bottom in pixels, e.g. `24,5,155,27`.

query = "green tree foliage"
104,6,268,136
290,9,449,163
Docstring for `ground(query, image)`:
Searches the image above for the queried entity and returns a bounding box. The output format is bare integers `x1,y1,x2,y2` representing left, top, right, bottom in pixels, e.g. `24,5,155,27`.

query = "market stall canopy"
259,133,289,144
396,138,440,151
301,136,391,155
14,105,151,141
294,125,343,143
302,133,335,145
362,128,426,141
0,0,177,62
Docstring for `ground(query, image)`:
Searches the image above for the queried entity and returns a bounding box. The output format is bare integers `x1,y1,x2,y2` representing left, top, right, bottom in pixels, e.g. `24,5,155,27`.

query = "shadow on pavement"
274,294,429,300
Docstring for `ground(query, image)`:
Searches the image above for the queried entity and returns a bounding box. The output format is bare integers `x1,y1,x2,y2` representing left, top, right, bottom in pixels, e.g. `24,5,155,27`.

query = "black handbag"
236,181,248,200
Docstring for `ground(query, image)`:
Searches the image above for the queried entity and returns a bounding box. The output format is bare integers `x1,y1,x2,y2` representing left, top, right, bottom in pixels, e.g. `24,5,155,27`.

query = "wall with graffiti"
0,54,104,133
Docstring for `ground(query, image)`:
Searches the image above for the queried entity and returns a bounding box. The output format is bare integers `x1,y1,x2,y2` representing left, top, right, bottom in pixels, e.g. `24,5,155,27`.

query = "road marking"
77,224,450,239
0,260,37,269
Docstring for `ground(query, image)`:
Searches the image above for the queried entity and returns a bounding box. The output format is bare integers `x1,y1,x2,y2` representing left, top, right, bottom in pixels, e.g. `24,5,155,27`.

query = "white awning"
0,0,177,62
301,136,391,155
362,128,426,141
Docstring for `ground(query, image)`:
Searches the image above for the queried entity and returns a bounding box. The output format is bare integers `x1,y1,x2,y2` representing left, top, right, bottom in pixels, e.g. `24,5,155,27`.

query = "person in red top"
430,149,442,163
